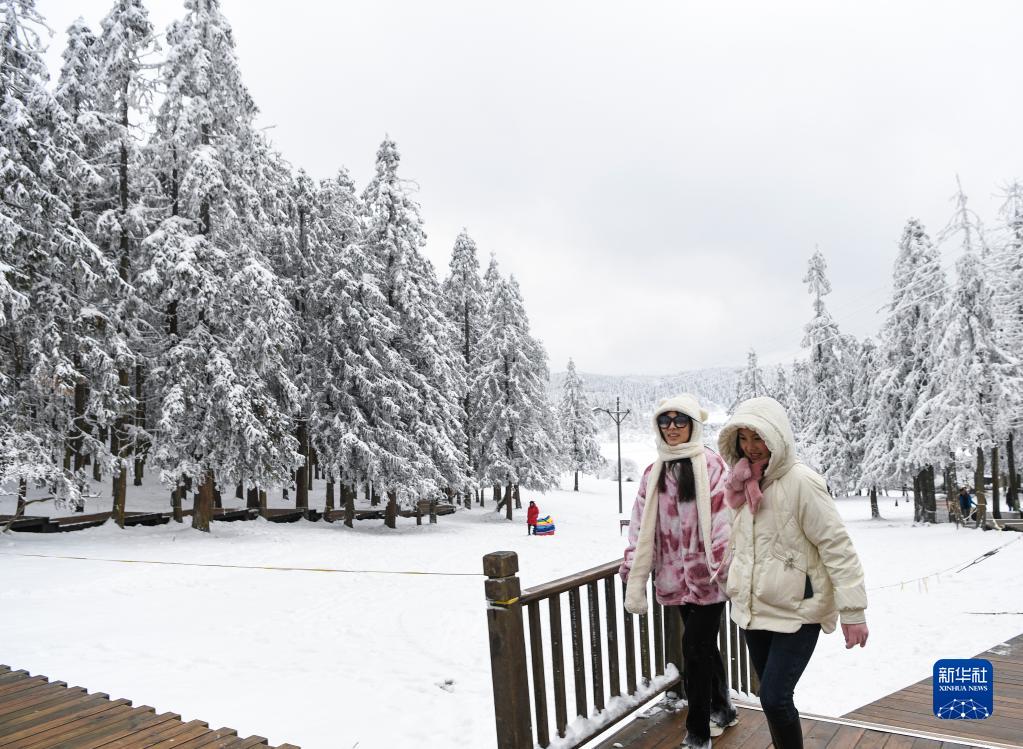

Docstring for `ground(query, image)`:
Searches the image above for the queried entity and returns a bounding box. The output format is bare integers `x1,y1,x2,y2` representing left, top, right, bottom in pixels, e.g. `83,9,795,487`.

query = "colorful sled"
534,515,555,536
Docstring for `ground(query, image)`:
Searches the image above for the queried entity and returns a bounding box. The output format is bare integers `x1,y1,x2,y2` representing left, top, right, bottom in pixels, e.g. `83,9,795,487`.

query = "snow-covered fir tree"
307,168,398,523
862,219,947,490
557,358,604,491
0,0,120,511
988,183,1023,423
905,251,1016,473
772,364,790,410
139,0,301,531
88,0,161,516
840,336,874,492
731,348,771,409
442,230,486,504
476,270,559,519
797,249,848,488
361,138,466,524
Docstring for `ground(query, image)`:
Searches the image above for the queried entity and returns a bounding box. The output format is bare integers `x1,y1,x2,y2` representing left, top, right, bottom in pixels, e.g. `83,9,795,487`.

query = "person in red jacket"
527,501,539,535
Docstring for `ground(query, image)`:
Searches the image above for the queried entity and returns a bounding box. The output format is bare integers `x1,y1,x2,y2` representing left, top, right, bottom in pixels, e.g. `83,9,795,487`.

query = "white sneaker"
708,707,739,737
681,732,711,749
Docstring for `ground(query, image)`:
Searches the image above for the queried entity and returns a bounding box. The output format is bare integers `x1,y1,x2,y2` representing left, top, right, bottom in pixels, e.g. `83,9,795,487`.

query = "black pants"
679,602,730,741
742,624,820,732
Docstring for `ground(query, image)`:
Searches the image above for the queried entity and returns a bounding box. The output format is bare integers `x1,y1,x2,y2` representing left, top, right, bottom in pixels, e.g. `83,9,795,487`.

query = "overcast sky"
37,0,1023,375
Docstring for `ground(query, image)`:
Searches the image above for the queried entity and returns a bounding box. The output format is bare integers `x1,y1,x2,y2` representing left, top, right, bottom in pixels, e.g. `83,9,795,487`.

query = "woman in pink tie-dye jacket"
619,394,735,749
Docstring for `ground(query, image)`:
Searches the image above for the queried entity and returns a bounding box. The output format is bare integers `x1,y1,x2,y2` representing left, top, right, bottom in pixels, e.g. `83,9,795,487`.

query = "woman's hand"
842,622,869,649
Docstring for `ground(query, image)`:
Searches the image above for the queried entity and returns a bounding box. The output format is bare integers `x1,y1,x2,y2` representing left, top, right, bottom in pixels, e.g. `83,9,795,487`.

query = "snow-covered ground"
2,453,1022,749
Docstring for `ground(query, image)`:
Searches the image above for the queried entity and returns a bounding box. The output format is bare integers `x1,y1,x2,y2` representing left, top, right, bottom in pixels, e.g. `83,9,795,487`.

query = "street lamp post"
594,397,631,514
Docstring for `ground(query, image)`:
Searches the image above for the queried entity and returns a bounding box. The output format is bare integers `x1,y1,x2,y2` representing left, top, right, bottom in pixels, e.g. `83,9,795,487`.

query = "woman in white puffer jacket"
718,397,868,749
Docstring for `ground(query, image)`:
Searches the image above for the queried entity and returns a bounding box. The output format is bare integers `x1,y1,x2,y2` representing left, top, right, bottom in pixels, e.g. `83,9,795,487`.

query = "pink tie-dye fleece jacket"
620,447,731,606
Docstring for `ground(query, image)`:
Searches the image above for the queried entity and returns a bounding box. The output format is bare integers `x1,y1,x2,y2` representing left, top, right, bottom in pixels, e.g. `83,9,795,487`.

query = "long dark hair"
658,458,696,501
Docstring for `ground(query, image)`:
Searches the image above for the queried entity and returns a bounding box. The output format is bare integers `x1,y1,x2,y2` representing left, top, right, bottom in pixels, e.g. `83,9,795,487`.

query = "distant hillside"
547,367,741,440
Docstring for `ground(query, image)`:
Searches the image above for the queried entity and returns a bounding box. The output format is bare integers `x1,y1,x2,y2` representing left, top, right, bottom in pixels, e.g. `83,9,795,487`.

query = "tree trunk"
246,485,260,510
385,489,397,529
295,420,308,510
912,471,922,523
325,478,335,513
1007,433,1019,512
370,484,380,507
16,477,27,517
574,470,579,492
992,445,1001,520
172,484,183,523
111,369,130,528
93,425,106,481
235,482,243,500
493,483,501,507
342,483,355,528
133,364,145,486
504,484,513,521
975,446,987,528
513,484,521,510
213,481,222,510
925,465,937,523
869,485,879,519
192,470,214,532
71,379,88,474
259,488,268,517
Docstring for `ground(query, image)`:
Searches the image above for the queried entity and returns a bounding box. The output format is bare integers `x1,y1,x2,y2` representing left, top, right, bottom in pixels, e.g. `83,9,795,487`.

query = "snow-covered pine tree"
863,219,947,495
989,183,1023,510
88,0,161,518
139,0,301,530
772,364,790,410
476,273,559,519
442,230,486,506
798,249,848,488
308,168,397,525
558,358,603,491
0,0,119,513
840,335,874,495
361,138,467,526
905,252,1016,504
731,348,771,410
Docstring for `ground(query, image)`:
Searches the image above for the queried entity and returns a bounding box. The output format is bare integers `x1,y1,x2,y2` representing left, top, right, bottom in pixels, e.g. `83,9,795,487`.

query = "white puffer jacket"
718,397,867,634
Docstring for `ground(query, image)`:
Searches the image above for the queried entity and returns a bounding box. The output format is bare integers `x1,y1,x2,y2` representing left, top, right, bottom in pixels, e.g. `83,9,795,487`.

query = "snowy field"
2,449,1023,749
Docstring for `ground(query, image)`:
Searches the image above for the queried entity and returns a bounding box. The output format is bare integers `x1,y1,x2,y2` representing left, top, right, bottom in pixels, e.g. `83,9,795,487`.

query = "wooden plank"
549,594,567,739
0,680,72,708
0,671,37,689
13,704,151,748
568,586,587,720
55,708,177,749
0,698,132,746
824,726,866,749
587,580,605,713
804,718,842,749
0,690,101,733
1,703,138,748
622,577,637,695
882,734,918,749
604,575,620,699
527,601,549,747
851,730,890,749
90,716,207,749
134,720,215,749
735,718,774,749
230,737,271,748
165,727,239,748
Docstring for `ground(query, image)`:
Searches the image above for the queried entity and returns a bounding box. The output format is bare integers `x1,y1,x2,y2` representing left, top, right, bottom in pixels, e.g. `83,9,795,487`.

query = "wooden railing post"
484,551,532,749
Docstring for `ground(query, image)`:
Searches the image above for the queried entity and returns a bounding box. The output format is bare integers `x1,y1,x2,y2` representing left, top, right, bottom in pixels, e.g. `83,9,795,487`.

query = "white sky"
37,0,1023,375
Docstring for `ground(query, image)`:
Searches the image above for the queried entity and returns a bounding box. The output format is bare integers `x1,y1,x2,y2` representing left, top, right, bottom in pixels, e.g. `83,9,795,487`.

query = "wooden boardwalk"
844,633,1023,748
589,633,1023,749
0,664,298,748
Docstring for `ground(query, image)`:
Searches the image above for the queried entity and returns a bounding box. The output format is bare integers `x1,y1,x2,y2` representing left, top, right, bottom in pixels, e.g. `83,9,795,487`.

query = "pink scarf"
724,457,768,514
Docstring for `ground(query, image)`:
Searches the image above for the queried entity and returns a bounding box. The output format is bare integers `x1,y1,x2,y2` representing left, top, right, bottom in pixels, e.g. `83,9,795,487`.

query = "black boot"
767,717,803,749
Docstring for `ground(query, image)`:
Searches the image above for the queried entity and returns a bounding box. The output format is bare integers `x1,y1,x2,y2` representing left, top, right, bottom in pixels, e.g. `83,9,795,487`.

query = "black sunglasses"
657,413,692,429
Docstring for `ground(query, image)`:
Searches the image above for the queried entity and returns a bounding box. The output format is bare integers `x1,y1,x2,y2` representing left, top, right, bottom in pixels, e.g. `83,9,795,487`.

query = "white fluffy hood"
717,396,797,486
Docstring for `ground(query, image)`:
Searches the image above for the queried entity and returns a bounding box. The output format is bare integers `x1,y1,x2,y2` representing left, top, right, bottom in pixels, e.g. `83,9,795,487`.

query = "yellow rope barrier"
2,552,483,577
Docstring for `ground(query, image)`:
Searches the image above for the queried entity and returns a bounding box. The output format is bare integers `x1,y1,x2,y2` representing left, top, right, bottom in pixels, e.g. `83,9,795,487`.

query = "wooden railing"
483,551,758,749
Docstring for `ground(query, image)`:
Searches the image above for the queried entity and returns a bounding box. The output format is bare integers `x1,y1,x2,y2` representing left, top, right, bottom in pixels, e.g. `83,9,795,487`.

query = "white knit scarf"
624,394,718,614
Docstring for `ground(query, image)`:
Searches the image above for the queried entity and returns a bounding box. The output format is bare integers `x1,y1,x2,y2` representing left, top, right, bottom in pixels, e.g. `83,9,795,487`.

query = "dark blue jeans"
742,624,820,728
